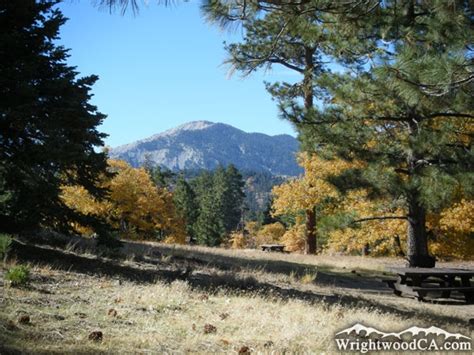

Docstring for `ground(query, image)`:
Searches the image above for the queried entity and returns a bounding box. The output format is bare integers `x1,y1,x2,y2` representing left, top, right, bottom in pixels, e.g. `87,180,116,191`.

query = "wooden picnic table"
260,244,285,252
384,267,474,303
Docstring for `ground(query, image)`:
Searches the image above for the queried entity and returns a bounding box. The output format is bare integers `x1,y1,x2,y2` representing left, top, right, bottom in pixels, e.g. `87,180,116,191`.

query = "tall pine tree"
0,0,108,232
221,9,326,254
305,1,473,267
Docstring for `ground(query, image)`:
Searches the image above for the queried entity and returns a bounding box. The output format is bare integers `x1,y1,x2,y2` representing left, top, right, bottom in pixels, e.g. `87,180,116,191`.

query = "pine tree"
192,166,245,246
222,165,245,231
150,166,176,189
220,9,327,254
194,186,226,246
0,0,108,232
294,2,473,267
173,174,198,242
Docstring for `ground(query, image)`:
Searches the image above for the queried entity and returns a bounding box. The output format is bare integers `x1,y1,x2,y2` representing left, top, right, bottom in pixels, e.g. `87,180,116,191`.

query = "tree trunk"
362,243,370,256
302,44,317,255
303,45,314,109
405,117,435,268
305,208,317,254
406,195,435,267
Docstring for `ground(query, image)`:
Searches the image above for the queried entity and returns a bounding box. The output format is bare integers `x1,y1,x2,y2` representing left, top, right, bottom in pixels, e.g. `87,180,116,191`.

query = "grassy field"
1,237,473,353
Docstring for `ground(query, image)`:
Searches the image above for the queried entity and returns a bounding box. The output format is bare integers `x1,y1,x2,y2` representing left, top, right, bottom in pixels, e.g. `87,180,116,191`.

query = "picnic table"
384,267,474,303
260,244,285,252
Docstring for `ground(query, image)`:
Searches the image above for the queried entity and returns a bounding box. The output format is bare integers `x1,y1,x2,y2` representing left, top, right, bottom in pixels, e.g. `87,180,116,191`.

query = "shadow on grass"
11,240,184,284
10,240,470,327
21,235,388,292
125,241,389,292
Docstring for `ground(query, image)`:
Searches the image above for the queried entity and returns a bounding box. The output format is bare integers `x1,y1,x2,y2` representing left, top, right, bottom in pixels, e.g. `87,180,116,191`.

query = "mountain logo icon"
335,323,471,340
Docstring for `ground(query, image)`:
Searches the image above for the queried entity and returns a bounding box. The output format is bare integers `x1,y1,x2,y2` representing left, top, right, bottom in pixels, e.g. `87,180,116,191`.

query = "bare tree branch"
352,216,407,224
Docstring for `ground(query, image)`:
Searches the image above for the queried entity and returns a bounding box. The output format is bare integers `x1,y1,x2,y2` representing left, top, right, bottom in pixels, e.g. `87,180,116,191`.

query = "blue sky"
57,0,299,148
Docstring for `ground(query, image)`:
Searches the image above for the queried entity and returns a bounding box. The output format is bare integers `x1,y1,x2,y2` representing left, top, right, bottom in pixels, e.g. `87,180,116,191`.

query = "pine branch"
389,68,474,97
268,58,305,73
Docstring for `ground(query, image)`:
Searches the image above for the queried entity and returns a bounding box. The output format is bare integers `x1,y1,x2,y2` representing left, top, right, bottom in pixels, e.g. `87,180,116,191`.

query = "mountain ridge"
109,121,302,176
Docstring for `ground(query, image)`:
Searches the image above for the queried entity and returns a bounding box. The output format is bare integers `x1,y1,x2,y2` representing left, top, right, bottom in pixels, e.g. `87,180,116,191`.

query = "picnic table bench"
260,244,285,252
384,267,474,303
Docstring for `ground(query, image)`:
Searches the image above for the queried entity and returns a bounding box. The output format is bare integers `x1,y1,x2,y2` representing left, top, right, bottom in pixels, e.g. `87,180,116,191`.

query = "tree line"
61,160,246,246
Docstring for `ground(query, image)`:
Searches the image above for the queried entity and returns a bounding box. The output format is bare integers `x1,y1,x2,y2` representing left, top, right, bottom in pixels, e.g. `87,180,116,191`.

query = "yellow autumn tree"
326,189,407,256
60,184,113,235
272,152,355,253
327,191,473,260
279,216,306,252
61,160,186,244
428,199,474,260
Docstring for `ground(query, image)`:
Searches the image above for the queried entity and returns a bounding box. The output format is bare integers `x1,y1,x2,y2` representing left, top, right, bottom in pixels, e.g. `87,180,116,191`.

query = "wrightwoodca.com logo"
335,323,472,353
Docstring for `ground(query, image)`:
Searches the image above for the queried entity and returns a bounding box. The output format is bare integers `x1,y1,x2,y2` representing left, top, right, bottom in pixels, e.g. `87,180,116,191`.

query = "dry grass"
1,265,470,354
1,237,473,353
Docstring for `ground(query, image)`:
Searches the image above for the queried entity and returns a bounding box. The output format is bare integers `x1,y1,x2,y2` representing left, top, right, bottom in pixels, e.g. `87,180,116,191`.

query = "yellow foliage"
60,185,113,235
327,191,473,260
229,221,265,249
428,199,474,260
229,231,247,249
280,221,306,252
271,153,357,253
255,222,286,246
245,221,260,238
163,229,187,245
271,152,473,259
326,189,406,255
272,153,354,216
60,160,186,243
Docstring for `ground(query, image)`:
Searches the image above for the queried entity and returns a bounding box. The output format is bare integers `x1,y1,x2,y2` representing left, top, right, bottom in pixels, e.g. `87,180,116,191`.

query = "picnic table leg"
460,276,474,304
460,276,472,287
412,275,425,302
392,275,405,296
440,275,455,298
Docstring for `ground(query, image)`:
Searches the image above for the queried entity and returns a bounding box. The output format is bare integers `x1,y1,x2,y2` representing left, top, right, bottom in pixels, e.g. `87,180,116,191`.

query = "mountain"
109,121,302,176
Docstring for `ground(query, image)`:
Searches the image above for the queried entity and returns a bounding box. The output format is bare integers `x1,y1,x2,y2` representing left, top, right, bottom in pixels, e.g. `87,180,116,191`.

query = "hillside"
109,121,302,176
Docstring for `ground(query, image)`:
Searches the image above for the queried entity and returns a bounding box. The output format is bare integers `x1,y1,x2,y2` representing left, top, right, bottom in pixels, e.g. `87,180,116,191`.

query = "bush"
6,265,30,287
0,234,12,264
256,222,286,246
96,230,123,249
229,231,247,249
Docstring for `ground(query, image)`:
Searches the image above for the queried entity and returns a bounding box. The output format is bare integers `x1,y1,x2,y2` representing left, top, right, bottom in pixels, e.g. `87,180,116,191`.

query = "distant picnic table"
384,267,474,303
260,244,285,252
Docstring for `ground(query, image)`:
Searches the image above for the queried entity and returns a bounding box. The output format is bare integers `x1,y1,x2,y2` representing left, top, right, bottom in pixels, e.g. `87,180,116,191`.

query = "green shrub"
6,265,30,287
0,234,12,264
